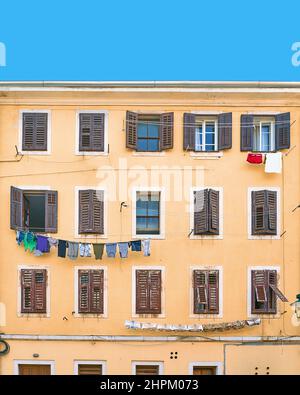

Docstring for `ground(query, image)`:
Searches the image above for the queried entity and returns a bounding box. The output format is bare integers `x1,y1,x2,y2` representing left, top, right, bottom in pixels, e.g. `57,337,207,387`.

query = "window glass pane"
147,217,160,233
150,192,160,202
253,125,260,151
137,122,147,137
136,217,147,234
136,200,148,216
137,139,148,151
148,139,159,151
261,124,271,151
148,201,159,216
195,126,203,151
148,124,159,138
205,122,215,151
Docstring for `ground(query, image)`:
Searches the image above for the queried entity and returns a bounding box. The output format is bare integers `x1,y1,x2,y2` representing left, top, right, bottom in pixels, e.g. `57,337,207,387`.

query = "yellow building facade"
0,81,299,375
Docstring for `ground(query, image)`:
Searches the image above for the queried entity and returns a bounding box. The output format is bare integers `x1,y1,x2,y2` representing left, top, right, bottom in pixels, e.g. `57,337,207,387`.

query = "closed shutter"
22,113,48,151
193,270,207,314
78,190,104,234
240,115,254,151
78,364,103,375
19,364,51,375
194,190,209,235
183,113,196,151
136,365,159,375
45,191,58,233
126,111,138,149
252,190,277,235
79,113,105,152
267,191,277,234
159,112,174,150
208,271,219,313
90,270,104,314
78,270,90,313
193,270,219,314
208,189,219,234
21,269,46,314
251,270,276,314
10,186,24,230
136,270,162,314
218,112,232,150
275,112,290,150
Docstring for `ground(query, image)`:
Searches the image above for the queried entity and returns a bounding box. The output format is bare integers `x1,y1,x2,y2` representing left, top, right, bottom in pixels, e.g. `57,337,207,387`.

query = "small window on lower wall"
78,270,104,314
193,366,217,375
78,364,103,375
18,364,51,375
133,362,162,375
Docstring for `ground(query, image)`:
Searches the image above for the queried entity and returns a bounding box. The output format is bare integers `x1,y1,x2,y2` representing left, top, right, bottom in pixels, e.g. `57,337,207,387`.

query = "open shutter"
269,271,288,302
21,269,34,313
207,271,219,313
275,112,290,150
90,270,104,313
160,112,174,150
193,270,207,314
194,190,209,235
136,270,149,314
126,111,138,149
183,113,196,151
218,112,232,150
35,113,48,151
34,270,47,313
240,115,254,151
252,270,268,313
78,270,90,313
267,191,277,235
10,186,23,230
251,191,267,235
149,270,162,314
92,190,104,234
208,189,219,235
45,191,58,233
79,190,91,233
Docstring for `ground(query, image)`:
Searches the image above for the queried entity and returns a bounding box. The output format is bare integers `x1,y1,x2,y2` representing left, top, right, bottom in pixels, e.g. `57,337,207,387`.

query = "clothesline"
15,230,151,260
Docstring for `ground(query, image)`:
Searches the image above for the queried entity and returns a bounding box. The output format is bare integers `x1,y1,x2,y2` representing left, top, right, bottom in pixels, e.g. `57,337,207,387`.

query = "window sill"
132,313,166,319
190,151,223,159
190,314,223,319
132,234,165,240
19,150,51,156
75,151,109,156
74,234,107,239
18,313,50,318
73,313,107,318
248,313,279,319
190,234,223,240
248,235,280,240
132,152,166,157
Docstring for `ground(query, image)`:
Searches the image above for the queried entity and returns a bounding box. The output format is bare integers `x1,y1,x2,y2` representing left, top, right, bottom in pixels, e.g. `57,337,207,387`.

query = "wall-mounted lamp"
120,202,128,212
290,294,300,319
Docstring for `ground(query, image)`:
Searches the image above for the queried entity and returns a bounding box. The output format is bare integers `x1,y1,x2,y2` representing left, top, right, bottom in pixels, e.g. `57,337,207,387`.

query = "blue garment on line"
118,242,129,258
106,243,117,258
130,240,142,252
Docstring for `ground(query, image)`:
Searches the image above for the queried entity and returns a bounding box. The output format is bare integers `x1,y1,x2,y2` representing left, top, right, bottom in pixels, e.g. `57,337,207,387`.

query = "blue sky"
0,0,300,81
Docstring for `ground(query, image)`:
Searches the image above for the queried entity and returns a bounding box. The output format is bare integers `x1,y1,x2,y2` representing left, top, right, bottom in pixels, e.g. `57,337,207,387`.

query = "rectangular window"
135,270,162,314
21,269,47,314
78,270,104,314
77,364,103,375
193,270,219,314
193,366,217,375
253,118,275,152
78,189,104,234
79,113,105,152
194,189,220,235
251,270,288,314
10,187,58,233
136,191,160,235
18,364,51,375
135,364,160,375
251,190,277,236
137,115,160,152
22,112,48,151
195,118,218,152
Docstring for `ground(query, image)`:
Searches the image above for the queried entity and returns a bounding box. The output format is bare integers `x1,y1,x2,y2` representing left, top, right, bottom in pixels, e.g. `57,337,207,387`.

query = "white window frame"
195,118,218,152
74,360,107,375
74,186,108,239
131,361,164,375
132,266,165,318
248,187,280,240
74,266,108,318
75,110,109,155
132,187,165,240
14,359,55,375
188,361,223,375
189,187,224,240
18,110,52,155
247,266,281,319
190,266,223,319
17,265,50,318
253,117,275,152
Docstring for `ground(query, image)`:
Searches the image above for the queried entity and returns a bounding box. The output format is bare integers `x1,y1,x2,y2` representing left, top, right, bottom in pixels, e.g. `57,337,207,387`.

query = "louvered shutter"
149,270,162,314
79,190,104,234
90,270,104,313
218,113,232,150
22,113,47,151
208,189,219,235
252,191,267,235
79,190,91,233
136,270,149,314
34,270,47,313
78,364,103,375
136,365,159,375
275,112,290,150
79,113,105,152
194,190,209,235
207,271,219,313
21,269,34,313
240,115,254,151
160,112,174,150
126,111,138,149
78,270,90,313
252,270,268,313
183,113,196,151
45,191,58,233
92,190,104,234
267,191,277,235
268,271,288,302
193,270,207,314
10,186,24,230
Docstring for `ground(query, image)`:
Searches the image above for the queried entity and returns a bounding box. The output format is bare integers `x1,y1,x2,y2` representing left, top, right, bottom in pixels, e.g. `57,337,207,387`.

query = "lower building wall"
1,340,300,375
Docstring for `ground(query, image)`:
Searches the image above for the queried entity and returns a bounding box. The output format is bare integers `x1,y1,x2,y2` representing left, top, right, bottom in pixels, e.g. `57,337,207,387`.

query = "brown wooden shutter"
79,113,105,152
90,270,104,313
268,271,288,302
218,112,232,150
45,191,58,233
194,189,209,235
160,112,174,150
194,270,219,314
240,114,254,151
22,113,47,151
79,190,91,233
275,112,290,150
136,270,161,314
208,189,219,235
267,191,277,235
126,111,138,149
34,270,47,313
251,270,269,314
207,271,219,313
78,270,90,313
92,190,104,234
21,269,46,314
78,364,103,375
21,269,34,313
252,190,277,235
79,190,104,234
10,186,24,230
193,270,207,314
183,113,196,151
136,365,159,375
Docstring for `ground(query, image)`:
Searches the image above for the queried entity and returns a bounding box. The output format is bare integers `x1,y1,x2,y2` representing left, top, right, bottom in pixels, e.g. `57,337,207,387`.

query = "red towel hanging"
247,153,263,164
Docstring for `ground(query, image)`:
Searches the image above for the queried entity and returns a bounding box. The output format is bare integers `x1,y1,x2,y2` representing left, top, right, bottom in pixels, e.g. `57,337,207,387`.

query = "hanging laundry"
93,244,104,260
265,152,282,174
36,235,50,253
68,242,79,260
142,239,151,256
106,243,117,258
129,240,142,252
16,230,25,246
79,243,92,257
33,249,43,257
57,240,67,258
23,232,37,253
247,153,263,164
48,237,58,248
118,242,129,258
